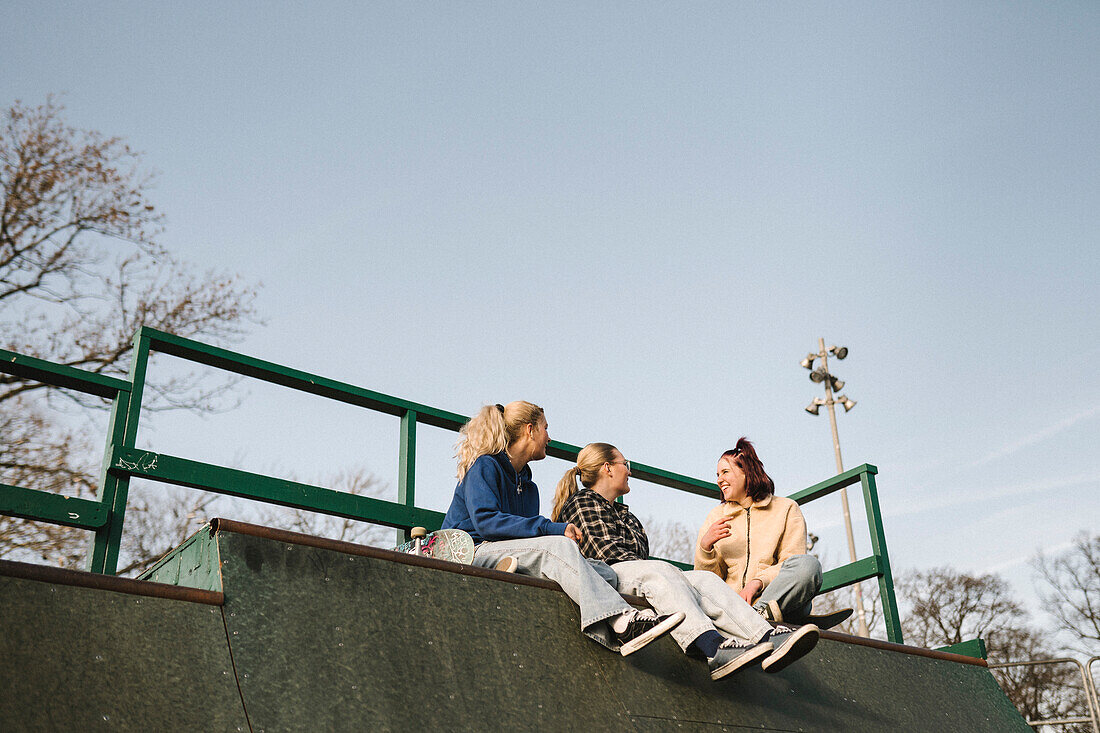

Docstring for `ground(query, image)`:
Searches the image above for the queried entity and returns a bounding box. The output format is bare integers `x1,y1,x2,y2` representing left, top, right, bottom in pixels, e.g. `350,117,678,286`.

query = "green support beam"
137,327,470,430
788,463,878,505
397,409,417,544
142,329,723,498
108,446,445,531
862,470,903,644
0,348,131,399
820,556,880,594
0,483,108,530
626,460,721,499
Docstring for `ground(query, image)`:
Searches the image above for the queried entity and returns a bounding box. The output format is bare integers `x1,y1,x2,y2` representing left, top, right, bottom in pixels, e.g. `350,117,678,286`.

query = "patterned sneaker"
617,611,686,656
709,637,774,680
760,623,819,674
753,600,783,623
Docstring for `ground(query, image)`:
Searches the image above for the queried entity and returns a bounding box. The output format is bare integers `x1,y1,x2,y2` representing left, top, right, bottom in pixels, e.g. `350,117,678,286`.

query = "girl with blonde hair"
555,442,821,678
441,402,683,655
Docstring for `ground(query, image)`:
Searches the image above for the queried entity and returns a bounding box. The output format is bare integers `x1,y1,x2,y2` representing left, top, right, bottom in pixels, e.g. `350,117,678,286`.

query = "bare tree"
1034,532,1100,655
990,626,1092,733
812,575,884,638
0,399,97,566
641,515,696,565
897,566,1091,730
251,468,393,548
0,97,260,569
1,97,260,410
803,533,886,636
897,567,1026,649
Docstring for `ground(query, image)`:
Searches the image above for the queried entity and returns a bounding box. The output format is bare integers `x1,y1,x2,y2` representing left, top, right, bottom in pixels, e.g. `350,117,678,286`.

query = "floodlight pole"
814,337,870,638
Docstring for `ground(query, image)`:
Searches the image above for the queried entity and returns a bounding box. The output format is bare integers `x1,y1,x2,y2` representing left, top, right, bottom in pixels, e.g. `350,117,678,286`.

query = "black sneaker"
798,608,853,630
709,637,774,680
617,611,685,656
760,623,820,673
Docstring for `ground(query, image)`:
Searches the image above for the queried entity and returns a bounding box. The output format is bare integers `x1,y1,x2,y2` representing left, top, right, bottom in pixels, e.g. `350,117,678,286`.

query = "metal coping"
0,558,224,606
819,629,987,668
209,518,980,668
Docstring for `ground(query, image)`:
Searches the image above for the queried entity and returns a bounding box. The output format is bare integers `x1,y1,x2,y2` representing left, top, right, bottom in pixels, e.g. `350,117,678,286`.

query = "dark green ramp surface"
206,521,1025,733
216,528,627,731
2,520,1030,732
0,567,247,732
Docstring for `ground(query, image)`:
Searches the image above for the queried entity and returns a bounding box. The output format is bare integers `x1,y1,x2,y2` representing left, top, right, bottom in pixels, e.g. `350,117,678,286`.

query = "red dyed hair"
720,437,774,503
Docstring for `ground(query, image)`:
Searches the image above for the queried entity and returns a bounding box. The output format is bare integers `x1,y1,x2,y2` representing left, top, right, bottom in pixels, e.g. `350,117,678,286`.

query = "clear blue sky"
4,2,1098,619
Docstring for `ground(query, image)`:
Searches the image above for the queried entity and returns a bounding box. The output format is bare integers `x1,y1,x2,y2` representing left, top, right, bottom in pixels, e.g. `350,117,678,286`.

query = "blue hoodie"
441,452,569,543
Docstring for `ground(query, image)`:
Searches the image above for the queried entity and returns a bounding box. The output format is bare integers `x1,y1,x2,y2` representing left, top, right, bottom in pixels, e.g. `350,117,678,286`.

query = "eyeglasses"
607,460,631,471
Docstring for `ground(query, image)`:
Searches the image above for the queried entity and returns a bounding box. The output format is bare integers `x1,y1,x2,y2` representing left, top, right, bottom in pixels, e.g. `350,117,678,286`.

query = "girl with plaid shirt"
554,442,820,679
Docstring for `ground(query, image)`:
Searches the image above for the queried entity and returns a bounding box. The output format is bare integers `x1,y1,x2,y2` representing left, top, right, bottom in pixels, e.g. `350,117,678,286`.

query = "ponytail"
720,437,774,502
551,442,620,521
551,466,582,521
455,401,544,480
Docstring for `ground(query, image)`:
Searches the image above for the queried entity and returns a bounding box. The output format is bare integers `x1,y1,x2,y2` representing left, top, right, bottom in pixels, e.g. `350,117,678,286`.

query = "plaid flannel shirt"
557,487,649,564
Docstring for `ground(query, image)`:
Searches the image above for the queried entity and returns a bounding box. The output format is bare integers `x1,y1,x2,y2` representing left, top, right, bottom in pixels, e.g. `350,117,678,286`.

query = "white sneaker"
617,611,686,656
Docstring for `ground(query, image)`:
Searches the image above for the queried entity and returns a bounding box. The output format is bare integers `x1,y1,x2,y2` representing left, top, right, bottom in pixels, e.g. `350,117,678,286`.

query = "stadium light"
800,337,869,638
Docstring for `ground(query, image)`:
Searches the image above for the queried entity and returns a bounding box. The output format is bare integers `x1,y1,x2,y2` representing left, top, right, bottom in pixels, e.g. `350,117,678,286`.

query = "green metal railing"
1,326,903,642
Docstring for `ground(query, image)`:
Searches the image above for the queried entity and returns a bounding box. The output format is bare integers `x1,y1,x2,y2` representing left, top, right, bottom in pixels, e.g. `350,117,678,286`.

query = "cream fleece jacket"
693,494,808,595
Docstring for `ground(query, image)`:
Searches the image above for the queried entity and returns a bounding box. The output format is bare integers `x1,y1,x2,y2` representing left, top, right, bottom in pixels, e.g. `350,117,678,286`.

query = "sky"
3,2,1098,630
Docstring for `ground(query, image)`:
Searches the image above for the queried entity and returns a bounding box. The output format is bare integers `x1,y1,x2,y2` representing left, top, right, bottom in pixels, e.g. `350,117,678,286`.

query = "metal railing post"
860,470,903,644
86,389,131,573
397,409,417,545
88,329,152,574
1088,657,1100,728
987,658,1099,733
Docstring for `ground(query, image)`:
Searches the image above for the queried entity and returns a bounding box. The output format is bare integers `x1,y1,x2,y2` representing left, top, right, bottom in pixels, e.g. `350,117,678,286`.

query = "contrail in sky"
964,401,1100,469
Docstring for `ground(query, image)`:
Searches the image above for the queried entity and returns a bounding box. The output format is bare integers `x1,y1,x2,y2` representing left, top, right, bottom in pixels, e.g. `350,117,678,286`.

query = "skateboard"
394,527,476,565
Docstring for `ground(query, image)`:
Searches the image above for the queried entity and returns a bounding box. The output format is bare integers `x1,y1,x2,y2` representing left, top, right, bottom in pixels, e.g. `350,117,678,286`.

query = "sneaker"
760,623,820,674
617,611,686,656
493,556,518,573
798,608,853,630
709,637,774,680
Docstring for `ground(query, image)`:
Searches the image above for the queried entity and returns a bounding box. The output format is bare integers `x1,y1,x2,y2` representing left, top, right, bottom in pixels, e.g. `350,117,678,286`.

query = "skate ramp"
0,563,245,732
1,519,1029,732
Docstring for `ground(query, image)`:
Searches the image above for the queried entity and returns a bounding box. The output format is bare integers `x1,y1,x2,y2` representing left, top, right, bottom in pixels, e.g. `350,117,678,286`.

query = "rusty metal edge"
209,519,987,667
818,629,988,667
0,558,225,606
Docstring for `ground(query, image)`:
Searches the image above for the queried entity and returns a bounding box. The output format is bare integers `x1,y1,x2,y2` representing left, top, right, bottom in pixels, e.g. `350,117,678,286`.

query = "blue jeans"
613,560,773,652
756,554,822,621
472,536,631,650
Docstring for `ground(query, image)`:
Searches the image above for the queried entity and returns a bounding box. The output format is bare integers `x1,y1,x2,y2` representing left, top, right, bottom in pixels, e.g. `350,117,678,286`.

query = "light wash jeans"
755,554,823,621
612,560,773,652
472,536,631,650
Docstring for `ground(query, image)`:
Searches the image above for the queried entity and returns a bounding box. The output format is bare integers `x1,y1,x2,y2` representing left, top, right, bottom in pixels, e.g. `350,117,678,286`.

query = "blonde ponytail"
455,401,544,480
551,442,620,521
551,466,582,521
